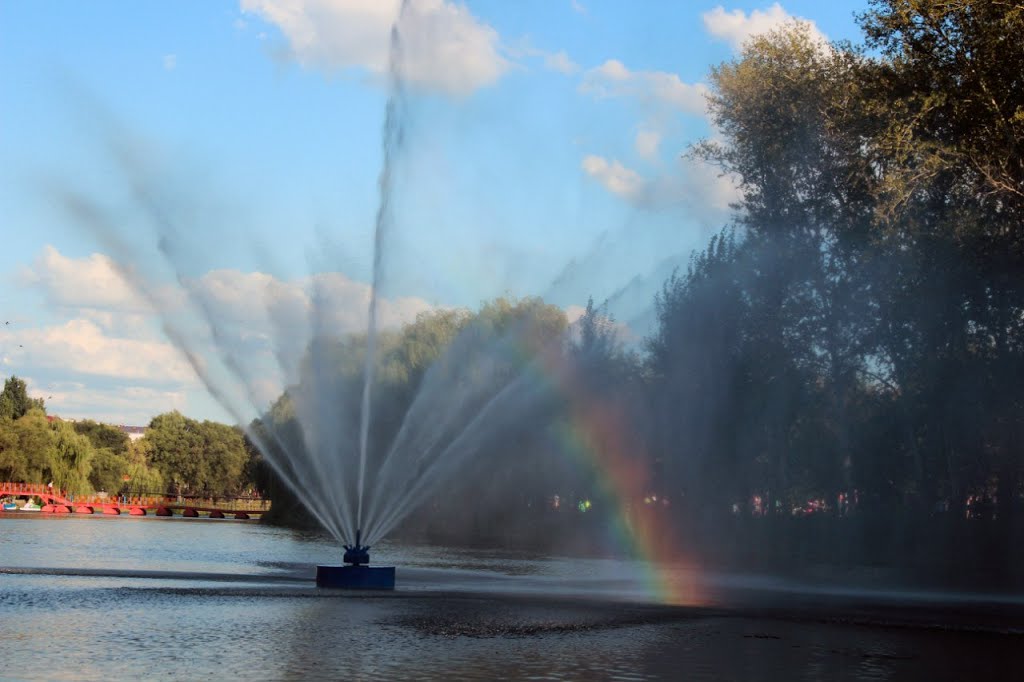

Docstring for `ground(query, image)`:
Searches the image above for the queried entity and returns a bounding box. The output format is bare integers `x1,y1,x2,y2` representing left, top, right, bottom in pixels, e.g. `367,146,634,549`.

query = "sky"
0,0,867,425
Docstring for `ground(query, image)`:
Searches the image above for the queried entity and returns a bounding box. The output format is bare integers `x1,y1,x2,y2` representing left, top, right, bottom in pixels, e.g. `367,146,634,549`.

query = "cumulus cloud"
502,38,580,76
171,268,437,420
634,128,661,160
579,59,708,116
13,246,438,423
23,246,149,313
189,268,434,341
582,153,740,220
702,3,828,51
581,155,646,203
1,320,195,383
543,50,580,75
29,379,187,425
25,246,434,342
240,0,509,95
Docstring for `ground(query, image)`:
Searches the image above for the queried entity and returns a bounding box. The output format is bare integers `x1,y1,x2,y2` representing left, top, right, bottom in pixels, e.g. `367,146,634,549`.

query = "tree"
88,448,129,494
197,421,250,497
0,376,44,421
121,438,164,495
143,411,251,497
145,411,206,495
47,420,94,494
74,420,130,456
860,0,1024,225
658,3,1024,562
0,408,52,482
858,0,1024,522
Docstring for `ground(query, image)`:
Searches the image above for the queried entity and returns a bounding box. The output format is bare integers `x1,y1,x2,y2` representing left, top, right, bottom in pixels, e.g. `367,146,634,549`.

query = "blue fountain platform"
316,565,395,590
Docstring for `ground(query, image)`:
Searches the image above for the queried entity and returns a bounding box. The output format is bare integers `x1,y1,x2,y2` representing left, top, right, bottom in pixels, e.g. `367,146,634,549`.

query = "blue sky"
0,1,867,424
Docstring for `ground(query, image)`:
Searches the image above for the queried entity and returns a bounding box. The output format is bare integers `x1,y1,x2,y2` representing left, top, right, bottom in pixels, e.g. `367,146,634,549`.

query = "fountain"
62,1,567,593
316,529,395,589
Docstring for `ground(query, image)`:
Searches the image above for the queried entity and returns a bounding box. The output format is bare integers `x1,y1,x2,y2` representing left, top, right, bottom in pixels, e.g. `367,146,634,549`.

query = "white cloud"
24,246,434,342
579,59,708,116
189,268,434,340
702,3,828,51
10,241,449,429
23,246,149,314
581,155,646,203
565,304,587,324
1,320,195,384
240,0,509,95
570,0,587,15
501,38,579,76
678,157,742,217
582,153,740,220
28,379,187,426
170,268,436,419
543,50,579,75
16,247,437,412
634,128,661,160
310,272,435,331
163,54,177,71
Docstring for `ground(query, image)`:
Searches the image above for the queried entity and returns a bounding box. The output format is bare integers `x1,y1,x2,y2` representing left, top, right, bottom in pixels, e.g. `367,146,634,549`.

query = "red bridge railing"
0,482,270,518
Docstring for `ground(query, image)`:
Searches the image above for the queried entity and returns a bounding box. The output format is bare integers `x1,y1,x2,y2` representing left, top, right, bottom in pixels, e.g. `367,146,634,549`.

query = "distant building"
43,415,146,440
117,425,147,441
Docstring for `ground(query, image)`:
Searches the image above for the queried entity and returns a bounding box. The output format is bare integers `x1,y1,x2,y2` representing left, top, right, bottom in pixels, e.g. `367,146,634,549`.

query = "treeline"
654,0,1024,525
0,377,254,498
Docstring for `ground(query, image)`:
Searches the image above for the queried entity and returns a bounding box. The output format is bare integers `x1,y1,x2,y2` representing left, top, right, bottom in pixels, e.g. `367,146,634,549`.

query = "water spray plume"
357,0,409,540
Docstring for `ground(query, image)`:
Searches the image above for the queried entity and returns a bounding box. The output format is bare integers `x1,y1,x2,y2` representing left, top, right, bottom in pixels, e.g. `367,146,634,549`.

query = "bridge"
0,482,268,520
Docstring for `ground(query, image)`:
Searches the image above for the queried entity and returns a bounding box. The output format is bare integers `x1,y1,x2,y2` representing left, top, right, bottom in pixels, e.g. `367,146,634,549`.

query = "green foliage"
653,2,1024,528
859,0,1024,224
88,448,129,493
121,438,164,495
144,411,251,496
0,408,53,483
0,376,45,421
0,387,161,497
47,421,94,494
379,308,470,387
74,420,130,456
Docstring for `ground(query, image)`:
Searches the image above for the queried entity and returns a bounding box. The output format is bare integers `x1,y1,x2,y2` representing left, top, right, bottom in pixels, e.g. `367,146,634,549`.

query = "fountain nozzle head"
343,529,370,566
319,527,393,588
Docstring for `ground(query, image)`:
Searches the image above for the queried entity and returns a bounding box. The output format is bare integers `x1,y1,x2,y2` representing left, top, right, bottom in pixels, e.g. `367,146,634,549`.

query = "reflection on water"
1,515,1021,681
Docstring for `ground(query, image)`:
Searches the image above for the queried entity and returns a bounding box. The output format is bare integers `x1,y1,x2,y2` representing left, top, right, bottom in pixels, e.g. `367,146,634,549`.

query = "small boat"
2,502,17,511
21,500,42,512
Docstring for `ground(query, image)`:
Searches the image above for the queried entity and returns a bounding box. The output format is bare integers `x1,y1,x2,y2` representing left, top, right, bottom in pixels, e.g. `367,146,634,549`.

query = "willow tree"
47,421,95,494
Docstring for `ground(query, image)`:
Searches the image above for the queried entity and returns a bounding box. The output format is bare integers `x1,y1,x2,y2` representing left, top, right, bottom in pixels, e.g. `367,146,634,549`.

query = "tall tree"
0,408,52,482
74,420,130,456
47,420,94,494
0,376,44,421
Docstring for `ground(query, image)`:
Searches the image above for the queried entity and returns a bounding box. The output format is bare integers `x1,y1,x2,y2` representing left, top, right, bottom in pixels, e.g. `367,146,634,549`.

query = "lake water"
2,514,1021,680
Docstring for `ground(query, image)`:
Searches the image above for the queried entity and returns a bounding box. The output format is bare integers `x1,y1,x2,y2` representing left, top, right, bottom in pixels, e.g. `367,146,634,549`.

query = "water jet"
316,529,395,589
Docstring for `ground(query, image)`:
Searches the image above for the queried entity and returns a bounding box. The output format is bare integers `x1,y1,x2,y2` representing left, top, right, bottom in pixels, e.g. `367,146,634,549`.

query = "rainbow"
531,343,702,606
